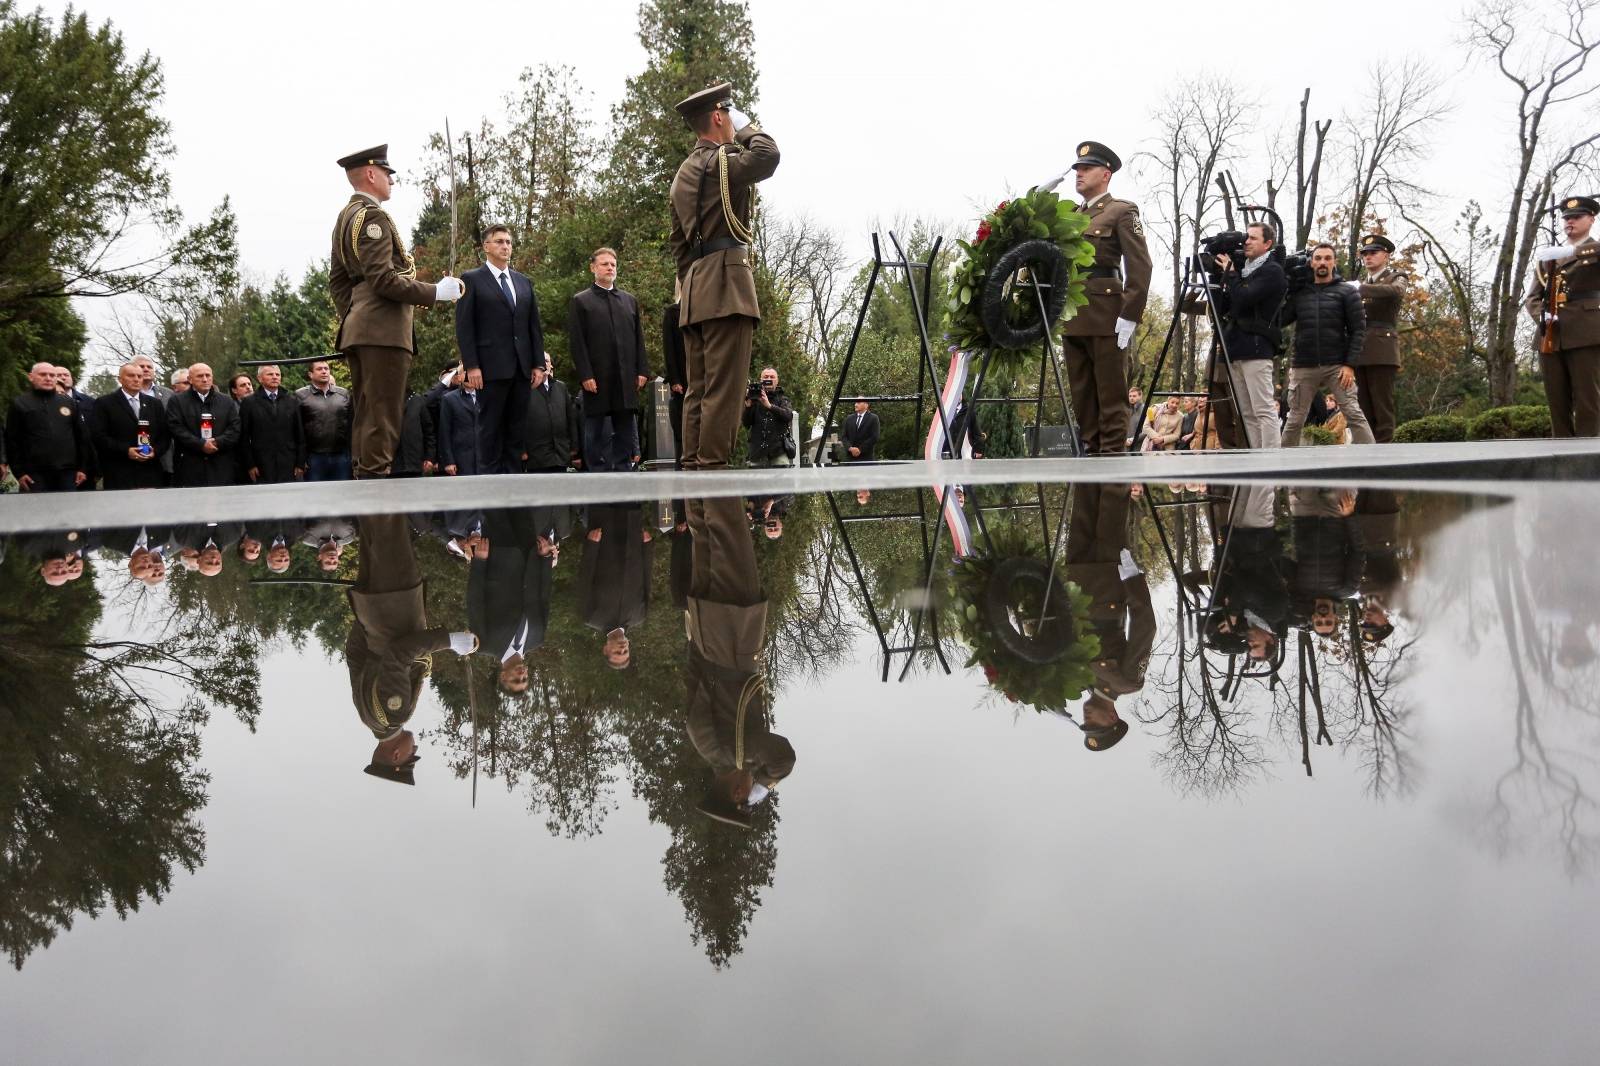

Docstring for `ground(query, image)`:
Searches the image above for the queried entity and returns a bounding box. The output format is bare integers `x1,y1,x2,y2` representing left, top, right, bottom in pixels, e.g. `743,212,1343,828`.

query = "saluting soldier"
667,82,780,470
1353,234,1406,443
1046,142,1153,455
328,145,463,479
1526,195,1600,438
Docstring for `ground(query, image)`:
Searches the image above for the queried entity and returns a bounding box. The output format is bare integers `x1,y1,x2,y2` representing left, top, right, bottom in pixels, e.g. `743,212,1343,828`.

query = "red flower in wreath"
975,220,992,243
982,663,999,682
997,200,1008,212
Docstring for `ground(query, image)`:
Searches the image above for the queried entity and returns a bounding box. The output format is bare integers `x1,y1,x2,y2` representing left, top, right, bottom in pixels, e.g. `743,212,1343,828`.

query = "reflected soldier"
686,496,794,827
346,513,477,784
1353,235,1406,442
1065,483,1153,751
1526,195,1600,437
329,145,464,478
668,83,780,470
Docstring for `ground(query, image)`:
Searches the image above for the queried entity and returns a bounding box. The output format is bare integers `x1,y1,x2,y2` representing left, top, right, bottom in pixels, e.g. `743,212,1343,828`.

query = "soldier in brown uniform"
1353,234,1405,442
1526,195,1600,438
685,496,793,826
667,83,780,470
1064,483,1153,751
346,513,478,784
328,145,463,478
1045,141,1153,455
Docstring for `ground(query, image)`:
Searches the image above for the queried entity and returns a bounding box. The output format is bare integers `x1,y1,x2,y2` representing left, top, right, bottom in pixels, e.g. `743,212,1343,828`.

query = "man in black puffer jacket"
1281,244,1375,446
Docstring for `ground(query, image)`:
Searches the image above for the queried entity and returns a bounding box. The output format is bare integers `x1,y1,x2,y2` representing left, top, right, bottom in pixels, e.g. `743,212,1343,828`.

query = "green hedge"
1394,414,1469,443
1301,424,1341,445
1466,404,1552,441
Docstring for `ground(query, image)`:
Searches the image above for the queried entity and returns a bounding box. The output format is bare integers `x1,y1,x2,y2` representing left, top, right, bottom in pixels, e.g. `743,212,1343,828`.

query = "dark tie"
499,272,514,307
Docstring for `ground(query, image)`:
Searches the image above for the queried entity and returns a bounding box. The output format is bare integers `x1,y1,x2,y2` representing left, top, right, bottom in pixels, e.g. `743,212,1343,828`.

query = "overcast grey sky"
74,0,1589,360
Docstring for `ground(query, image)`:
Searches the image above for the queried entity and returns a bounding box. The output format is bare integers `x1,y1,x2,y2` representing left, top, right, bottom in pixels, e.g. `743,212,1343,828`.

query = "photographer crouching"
742,366,795,467
1200,222,1287,449
1281,244,1375,447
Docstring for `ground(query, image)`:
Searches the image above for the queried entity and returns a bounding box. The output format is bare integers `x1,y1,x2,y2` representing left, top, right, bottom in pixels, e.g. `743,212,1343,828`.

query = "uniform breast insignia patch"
366,222,383,240
59,406,72,417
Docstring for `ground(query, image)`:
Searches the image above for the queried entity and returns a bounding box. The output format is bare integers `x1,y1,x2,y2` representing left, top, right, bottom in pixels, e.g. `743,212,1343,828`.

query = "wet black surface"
2,479,1597,1064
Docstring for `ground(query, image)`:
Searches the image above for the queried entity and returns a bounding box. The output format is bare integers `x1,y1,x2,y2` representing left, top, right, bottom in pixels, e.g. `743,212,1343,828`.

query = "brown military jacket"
329,193,437,352
1526,236,1600,351
345,583,450,739
1063,194,1154,338
1358,268,1407,367
668,124,780,327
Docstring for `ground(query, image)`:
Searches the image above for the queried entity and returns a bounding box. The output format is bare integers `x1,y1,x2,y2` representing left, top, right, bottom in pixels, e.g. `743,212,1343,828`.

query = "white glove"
1535,244,1569,263
435,277,465,302
1344,280,1362,292
726,107,752,131
448,631,479,656
1114,317,1137,350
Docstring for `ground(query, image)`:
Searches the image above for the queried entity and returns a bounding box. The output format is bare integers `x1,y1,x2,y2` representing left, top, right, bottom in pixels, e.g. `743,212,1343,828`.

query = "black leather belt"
693,237,747,260
1565,289,1600,301
1086,266,1120,279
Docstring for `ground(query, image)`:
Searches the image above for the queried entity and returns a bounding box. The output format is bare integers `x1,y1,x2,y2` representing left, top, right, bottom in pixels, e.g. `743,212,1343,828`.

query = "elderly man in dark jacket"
393,389,437,477
93,362,171,489
579,503,654,669
1281,244,1375,447
524,357,577,472
6,361,90,491
438,384,484,476
568,248,650,471
239,364,305,483
167,362,242,487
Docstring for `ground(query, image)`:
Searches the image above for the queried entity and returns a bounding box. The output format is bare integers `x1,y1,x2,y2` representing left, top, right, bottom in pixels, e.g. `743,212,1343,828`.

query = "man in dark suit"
455,224,544,473
166,362,242,487
467,506,561,694
524,355,577,472
239,364,305,483
662,298,687,464
92,362,170,489
438,382,484,476
841,400,880,461
568,247,650,471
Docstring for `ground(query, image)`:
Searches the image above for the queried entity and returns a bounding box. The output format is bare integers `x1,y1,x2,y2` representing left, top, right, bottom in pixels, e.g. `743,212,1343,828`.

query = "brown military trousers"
346,345,412,478
1355,365,1398,443
1063,333,1129,454
1541,345,1600,438
681,315,755,470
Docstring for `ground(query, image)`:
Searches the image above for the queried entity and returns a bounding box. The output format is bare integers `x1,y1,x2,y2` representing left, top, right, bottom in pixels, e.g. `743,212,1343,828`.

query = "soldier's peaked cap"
1073,141,1122,173
337,145,394,174
1359,234,1396,254
675,82,734,122
363,753,420,786
1560,195,1599,218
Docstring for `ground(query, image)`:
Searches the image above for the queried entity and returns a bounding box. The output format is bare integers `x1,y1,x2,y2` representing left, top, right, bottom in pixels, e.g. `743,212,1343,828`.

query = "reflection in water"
5,480,1600,972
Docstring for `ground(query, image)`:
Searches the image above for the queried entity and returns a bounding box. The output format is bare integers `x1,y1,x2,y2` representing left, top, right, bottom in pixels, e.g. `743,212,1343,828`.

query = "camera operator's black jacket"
742,385,793,461
1213,258,1287,361
1283,277,1366,368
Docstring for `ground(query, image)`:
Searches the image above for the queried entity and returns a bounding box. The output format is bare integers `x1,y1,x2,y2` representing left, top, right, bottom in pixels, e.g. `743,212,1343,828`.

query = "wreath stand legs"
813,231,953,466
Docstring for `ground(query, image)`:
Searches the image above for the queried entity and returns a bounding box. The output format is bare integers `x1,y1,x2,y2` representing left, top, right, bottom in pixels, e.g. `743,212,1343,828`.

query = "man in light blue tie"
454,224,544,473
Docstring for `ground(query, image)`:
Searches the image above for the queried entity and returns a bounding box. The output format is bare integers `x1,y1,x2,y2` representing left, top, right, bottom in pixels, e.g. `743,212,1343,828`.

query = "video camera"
1193,230,1247,279
747,380,769,401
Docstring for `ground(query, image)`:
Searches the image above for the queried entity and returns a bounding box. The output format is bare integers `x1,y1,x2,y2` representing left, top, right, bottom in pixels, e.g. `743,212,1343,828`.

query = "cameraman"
742,366,794,467
1281,244,1375,447
1207,222,1286,449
